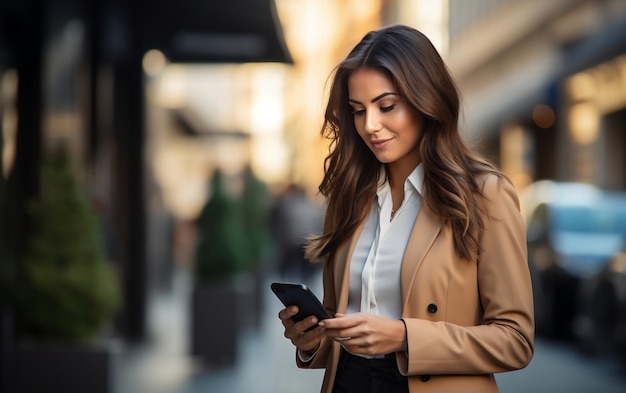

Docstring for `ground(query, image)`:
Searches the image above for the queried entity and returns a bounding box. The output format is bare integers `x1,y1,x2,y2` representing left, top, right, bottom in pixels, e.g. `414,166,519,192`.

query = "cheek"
410,111,425,135
400,114,423,142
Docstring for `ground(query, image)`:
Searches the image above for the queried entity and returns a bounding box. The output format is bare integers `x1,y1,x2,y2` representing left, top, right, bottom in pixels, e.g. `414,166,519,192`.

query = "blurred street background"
1,1,626,392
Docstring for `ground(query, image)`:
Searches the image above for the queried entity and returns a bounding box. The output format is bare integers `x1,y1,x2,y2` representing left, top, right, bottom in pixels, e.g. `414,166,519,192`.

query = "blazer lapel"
400,203,442,310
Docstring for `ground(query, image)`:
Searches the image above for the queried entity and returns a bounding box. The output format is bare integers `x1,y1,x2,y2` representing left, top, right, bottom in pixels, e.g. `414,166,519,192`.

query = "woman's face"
347,68,423,170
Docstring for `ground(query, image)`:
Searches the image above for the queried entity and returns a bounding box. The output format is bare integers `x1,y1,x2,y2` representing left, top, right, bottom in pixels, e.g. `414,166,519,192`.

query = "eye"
352,108,365,116
380,105,395,113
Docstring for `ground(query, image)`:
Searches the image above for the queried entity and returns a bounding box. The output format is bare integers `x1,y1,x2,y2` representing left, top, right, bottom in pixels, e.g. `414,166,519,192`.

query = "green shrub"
239,166,273,270
15,148,120,343
194,169,248,282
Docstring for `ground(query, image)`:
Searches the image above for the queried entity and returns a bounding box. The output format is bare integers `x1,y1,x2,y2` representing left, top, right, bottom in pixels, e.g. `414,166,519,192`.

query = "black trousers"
332,350,409,393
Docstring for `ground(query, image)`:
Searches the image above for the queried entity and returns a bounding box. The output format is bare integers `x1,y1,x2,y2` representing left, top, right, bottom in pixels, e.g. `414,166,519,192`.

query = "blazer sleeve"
296,257,337,369
398,175,535,376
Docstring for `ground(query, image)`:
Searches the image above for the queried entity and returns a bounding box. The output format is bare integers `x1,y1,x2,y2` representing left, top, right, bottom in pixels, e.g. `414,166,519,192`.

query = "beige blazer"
297,174,534,393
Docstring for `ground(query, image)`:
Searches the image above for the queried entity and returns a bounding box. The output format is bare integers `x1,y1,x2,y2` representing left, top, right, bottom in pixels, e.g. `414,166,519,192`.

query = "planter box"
235,268,267,329
14,341,114,393
190,280,239,366
190,269,267,366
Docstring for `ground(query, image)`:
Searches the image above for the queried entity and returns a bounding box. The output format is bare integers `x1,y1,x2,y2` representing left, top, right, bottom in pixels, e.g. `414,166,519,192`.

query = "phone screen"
271,282,332,324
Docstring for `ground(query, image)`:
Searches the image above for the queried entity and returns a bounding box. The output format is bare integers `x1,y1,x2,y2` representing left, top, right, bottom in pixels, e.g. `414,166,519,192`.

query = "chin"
373,154,395,164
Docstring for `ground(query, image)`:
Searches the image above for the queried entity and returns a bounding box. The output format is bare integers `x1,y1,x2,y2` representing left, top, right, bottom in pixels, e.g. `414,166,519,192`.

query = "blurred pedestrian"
270,183,323,281
277,25,534,393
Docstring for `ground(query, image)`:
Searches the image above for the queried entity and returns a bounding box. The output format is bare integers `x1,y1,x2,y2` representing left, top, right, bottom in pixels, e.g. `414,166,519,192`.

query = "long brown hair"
306,25,504,263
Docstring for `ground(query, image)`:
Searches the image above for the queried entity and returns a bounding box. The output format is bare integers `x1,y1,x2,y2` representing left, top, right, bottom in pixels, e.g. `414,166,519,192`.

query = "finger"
318,316,354,329
326,328,356,341
294,316,319,335
278,306,299,322
278,306,298,326
285,315,319,339
290,323,325,348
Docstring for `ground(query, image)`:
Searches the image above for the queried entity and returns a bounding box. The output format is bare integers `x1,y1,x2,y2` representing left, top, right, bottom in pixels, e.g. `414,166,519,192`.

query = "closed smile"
371,138,392,148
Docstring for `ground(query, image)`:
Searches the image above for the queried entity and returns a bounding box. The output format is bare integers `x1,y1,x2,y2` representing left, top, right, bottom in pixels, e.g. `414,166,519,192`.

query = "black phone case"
271,282,332,324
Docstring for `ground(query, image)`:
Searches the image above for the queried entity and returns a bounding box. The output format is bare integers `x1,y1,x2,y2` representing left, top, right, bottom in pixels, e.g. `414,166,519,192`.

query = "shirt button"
427,304,438,313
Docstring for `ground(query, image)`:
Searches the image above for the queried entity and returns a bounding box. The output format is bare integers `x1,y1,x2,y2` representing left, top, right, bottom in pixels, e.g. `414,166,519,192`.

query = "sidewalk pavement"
113,266,324,393
113,265,626,393
112,269,626,393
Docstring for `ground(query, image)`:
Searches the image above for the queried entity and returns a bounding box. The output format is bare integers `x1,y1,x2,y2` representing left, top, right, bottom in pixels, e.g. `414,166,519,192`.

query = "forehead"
347,68,396,99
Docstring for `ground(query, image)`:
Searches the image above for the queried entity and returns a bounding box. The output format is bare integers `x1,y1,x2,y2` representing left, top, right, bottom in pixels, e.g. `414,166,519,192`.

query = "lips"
371,138,392,148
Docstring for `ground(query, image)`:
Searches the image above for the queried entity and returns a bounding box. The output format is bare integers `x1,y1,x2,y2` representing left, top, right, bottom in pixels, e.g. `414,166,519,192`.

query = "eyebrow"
348,92,398,105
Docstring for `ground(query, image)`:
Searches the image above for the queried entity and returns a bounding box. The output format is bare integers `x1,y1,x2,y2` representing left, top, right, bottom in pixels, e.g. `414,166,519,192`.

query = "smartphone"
271,282,332,329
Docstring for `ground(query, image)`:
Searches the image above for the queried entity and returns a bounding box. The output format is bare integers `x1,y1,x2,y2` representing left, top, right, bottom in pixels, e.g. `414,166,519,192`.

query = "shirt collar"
407,163,425,196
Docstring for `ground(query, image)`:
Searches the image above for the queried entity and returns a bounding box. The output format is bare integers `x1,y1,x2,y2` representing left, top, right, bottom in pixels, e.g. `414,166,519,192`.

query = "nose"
363,110,381,134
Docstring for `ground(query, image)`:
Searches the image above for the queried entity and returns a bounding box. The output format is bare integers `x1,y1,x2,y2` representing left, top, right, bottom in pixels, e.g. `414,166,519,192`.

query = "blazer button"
427,304,438,313
420,374,431,382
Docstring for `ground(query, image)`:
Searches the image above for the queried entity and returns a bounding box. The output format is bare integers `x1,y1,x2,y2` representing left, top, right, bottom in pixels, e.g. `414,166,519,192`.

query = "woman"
278,24,534,393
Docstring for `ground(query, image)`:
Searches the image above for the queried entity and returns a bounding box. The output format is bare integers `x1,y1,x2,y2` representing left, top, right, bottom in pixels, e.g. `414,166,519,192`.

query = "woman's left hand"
319,313,407,356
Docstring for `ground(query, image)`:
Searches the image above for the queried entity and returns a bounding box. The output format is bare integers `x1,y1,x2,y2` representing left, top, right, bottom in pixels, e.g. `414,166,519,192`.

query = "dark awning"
144,0,292,64
560,15,626,77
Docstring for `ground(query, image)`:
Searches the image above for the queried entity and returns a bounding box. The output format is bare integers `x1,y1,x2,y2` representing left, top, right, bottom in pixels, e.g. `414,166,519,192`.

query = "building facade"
444,0,626,191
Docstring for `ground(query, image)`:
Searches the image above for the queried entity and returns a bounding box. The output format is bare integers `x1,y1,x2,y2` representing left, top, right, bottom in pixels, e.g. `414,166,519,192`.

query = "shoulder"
477,172,521,212
478,172,515,196
478,173,521,224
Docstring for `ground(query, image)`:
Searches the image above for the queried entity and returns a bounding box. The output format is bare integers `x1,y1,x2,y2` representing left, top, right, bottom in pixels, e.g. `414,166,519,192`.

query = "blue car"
520,181,626,339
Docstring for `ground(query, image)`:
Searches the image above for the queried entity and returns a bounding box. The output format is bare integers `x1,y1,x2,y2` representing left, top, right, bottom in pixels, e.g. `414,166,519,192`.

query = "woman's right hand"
278,305,326,352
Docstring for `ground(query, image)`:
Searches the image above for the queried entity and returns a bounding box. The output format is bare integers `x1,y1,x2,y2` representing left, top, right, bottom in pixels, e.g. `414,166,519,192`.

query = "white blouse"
347,163,424,319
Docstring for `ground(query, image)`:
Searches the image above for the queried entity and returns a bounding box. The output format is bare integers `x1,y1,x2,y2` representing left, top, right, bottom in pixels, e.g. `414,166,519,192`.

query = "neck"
387,160,420,190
